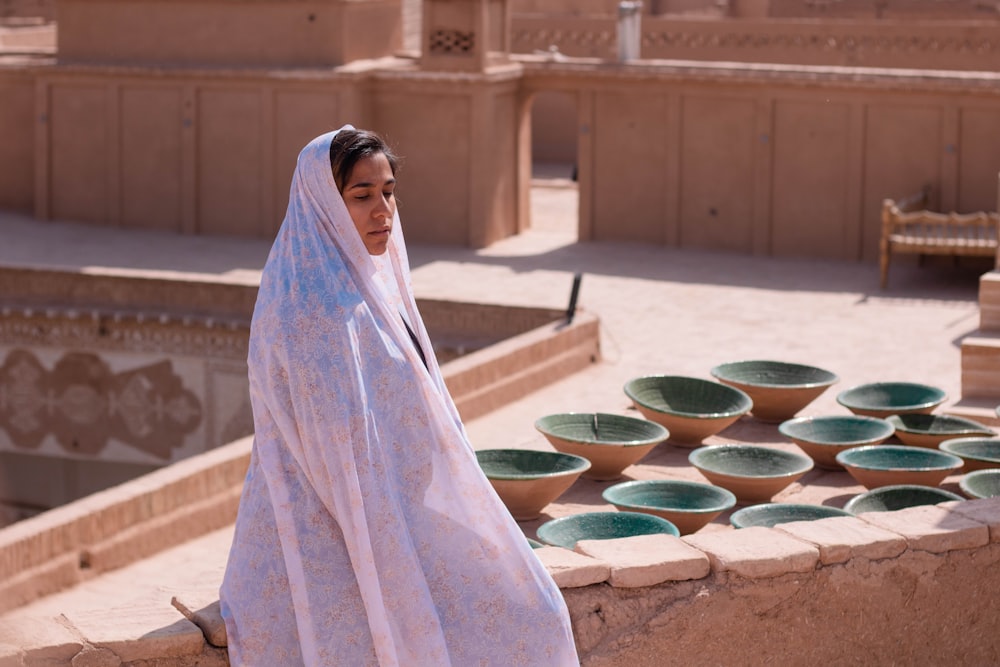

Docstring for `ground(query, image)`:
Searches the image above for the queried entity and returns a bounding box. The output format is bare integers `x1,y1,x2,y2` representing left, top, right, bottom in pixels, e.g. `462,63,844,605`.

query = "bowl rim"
688,444,815,478
885,413,996,437
729,502,851,528
475,448,592,480
601,479,737,514
623,375,753,419
778,414,895,445
843,483,965,513
938,436,1000,463
536,510,680,548
834,444,964,471
835,381,947,411
534,411,669,447
959,468,1000,498
709,359,840,389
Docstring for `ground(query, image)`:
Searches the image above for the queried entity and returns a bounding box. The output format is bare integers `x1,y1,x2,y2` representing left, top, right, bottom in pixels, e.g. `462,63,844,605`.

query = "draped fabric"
219,127,579,666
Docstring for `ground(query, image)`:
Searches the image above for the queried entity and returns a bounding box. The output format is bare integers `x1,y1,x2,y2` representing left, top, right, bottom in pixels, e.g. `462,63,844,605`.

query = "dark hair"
329,128,400,193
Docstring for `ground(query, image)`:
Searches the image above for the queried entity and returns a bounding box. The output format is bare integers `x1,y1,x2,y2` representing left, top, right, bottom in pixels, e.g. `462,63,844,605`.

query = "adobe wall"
0,263,599,525
512,15,1000,69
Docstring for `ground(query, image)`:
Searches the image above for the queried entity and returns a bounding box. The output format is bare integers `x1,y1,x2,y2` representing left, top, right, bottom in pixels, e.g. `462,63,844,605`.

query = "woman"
219,126,579,666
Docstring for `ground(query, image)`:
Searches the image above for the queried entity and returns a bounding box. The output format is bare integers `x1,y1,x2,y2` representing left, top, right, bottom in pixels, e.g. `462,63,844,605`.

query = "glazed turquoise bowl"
835,445,963,489
709,360,839,422
535,511,679,550
959,469,1000,499
601,479,737,535
476,449,591,520
534,412,669,480
844,484,964,514
688,444,814,503
527,537,545,549
885,414,995,449
835,381,946,418
729,503,852,529
778,415,895,470
938,437,1000,471
623,375,752,445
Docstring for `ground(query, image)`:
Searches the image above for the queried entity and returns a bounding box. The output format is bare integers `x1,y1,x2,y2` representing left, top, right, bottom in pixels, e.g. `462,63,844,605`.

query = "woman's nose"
374,194,392,218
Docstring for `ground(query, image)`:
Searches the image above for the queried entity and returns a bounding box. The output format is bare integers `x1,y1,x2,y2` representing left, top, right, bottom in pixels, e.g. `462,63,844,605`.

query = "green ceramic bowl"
959,469,1000,499
729,503,852,529
778,415,895,470
688,444,814,503
885,414,995,449
939,437,1000,471
527,537,545,549
535,511,679,550
835,381,947,418
835,445,963,489
844,484,964,514
709,360,839,422
601,479,737,535
623,375,752,445
534,412,669,480
476,449,592,520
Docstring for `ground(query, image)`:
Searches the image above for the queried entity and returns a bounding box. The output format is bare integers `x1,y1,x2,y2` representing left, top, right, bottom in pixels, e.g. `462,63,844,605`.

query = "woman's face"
341,152,397,255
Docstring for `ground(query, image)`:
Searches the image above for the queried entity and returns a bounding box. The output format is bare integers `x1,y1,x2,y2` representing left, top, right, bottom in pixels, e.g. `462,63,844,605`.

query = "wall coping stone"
533,546,610,588
856,503,991,553
682,526,820,578
574,534,710,588
61,606,206,664
0,614,82,662
774,515,908,565
942,497,1000,543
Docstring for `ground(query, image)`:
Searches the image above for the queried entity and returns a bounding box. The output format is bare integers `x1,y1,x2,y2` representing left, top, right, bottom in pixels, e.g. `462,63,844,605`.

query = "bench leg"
879,245,890,289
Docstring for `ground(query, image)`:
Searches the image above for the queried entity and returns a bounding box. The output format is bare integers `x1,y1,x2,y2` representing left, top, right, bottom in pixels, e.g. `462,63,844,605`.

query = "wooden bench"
879,184,1000,289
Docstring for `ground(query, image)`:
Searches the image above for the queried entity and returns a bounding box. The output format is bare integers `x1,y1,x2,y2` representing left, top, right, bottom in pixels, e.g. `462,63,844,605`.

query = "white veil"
220,127,579,666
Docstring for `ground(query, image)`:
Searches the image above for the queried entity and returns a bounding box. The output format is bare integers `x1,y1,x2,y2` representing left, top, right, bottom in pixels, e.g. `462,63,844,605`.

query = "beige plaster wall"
57,0,401,68
532,63,1000,260
512,15,1000,70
